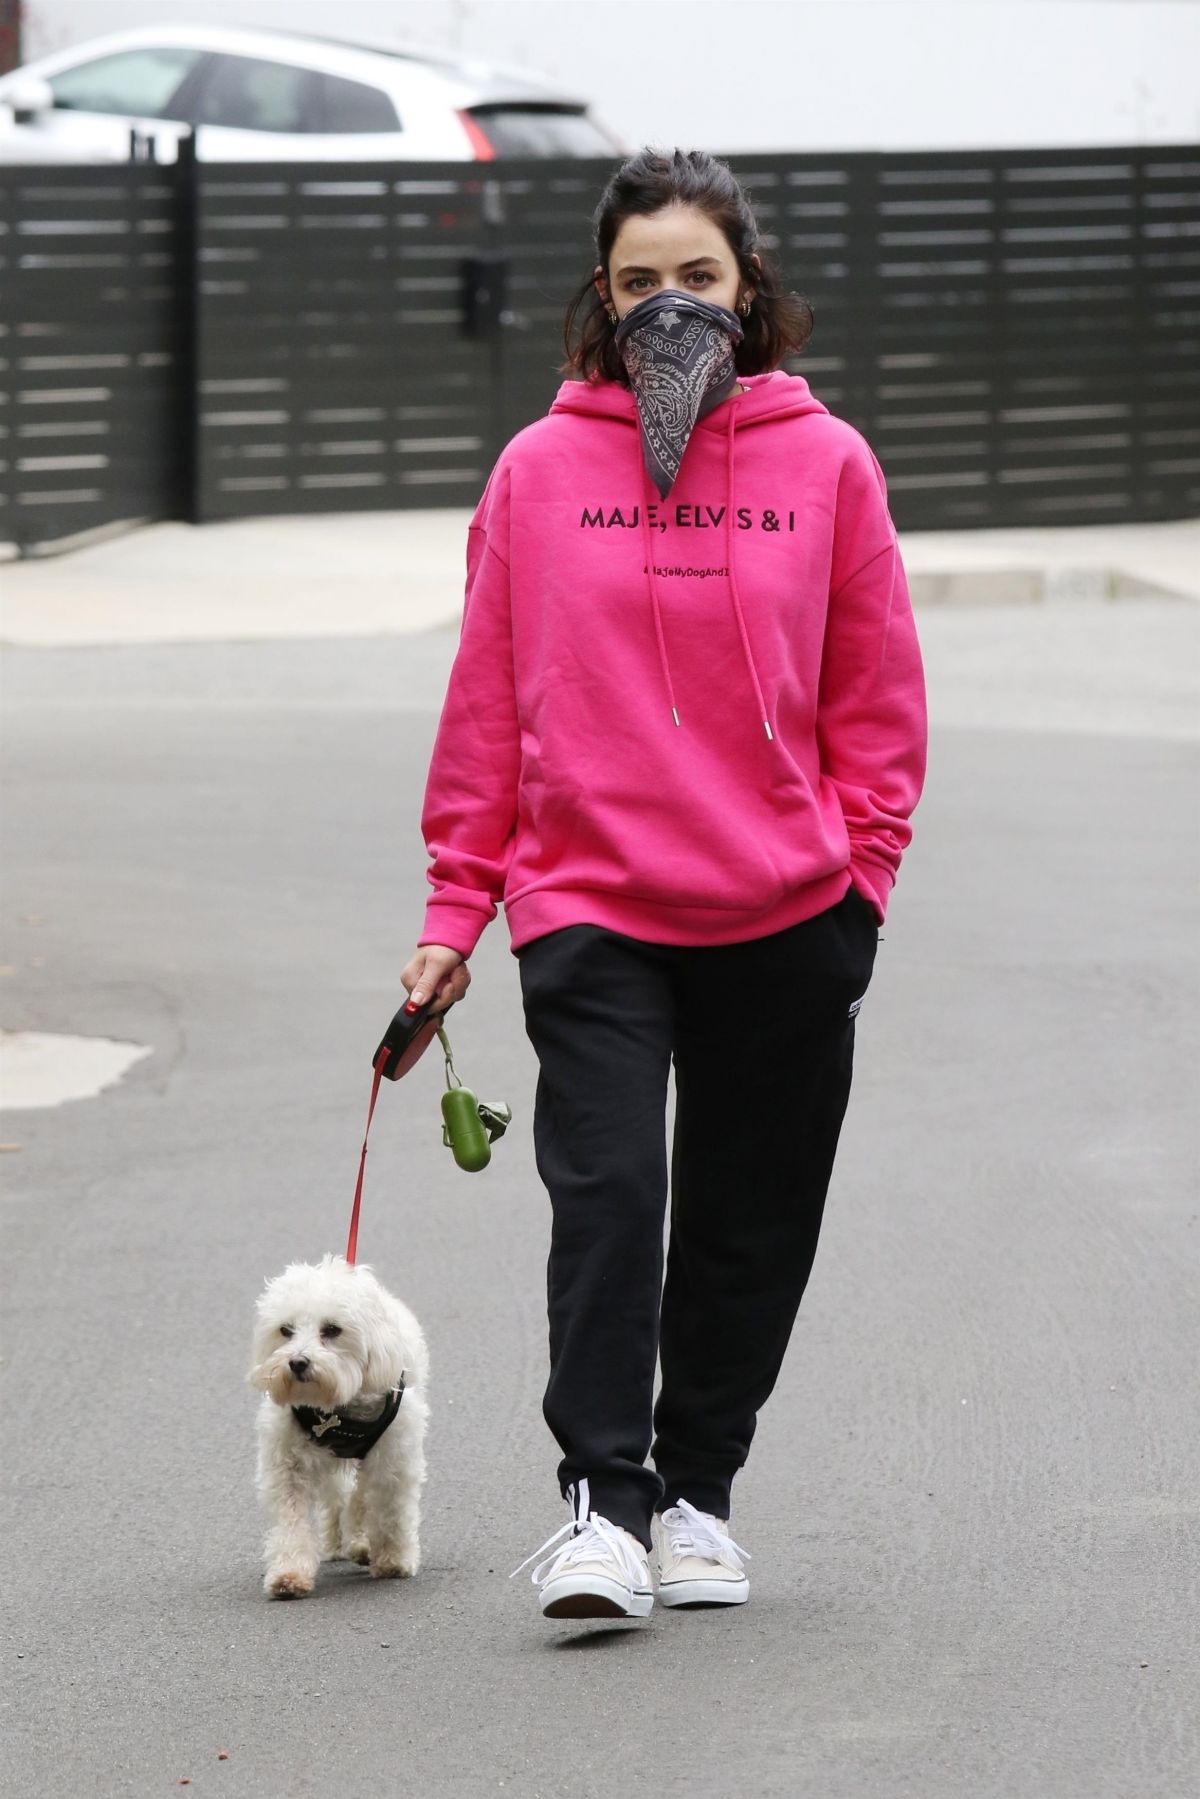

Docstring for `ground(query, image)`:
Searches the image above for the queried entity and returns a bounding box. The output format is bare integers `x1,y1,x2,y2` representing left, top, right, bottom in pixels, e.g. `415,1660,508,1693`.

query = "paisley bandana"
613,290,746,498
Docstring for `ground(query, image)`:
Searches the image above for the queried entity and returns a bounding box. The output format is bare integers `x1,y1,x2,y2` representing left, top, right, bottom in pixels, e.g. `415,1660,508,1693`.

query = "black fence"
0,159,192,551
2,143,1198,552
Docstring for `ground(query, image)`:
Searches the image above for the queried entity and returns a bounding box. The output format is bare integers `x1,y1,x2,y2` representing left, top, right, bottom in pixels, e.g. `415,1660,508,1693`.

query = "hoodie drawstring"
638,475,682,728
637,401,775,743
725,404,774,742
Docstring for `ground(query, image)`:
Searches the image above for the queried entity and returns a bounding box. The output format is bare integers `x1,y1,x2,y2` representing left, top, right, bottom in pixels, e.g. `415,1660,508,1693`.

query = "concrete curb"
1,512,1197,649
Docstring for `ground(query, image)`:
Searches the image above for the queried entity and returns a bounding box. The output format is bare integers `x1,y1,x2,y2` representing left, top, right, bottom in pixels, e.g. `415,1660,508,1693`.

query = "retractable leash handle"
374,995,457,1081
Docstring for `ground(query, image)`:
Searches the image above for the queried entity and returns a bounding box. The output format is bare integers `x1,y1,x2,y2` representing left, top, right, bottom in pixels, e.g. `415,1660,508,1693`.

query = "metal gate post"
173,129,201,523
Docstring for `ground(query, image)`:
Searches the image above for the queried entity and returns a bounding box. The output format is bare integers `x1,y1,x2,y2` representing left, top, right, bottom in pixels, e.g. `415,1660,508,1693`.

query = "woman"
400,147,927,1621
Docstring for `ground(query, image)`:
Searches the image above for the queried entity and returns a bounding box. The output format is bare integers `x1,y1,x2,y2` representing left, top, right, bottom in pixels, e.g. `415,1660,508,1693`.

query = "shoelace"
510,1478,648,1599
660,1498,751,1570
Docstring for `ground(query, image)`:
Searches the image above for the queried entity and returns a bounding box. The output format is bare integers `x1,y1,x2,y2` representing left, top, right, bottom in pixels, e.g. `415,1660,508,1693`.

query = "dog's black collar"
292,1380,404,1459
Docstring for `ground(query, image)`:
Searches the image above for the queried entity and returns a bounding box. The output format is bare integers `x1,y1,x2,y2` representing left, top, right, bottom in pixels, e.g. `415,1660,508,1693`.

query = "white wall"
21,0,1200,153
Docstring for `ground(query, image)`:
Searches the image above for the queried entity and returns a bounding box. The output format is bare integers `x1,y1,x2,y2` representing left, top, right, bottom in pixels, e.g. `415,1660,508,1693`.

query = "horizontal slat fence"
481,147,1200,527
0,161,191,551
193,166,497,517
2,143,1197,550
723,149,1200,524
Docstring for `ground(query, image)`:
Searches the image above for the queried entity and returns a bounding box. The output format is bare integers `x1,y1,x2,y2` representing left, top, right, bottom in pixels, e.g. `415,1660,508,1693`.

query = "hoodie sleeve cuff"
848,858,893,926
417,903,491,960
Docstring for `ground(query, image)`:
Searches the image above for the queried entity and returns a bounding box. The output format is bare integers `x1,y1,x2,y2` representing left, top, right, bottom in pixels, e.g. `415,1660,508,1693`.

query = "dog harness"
292,1380,404,1459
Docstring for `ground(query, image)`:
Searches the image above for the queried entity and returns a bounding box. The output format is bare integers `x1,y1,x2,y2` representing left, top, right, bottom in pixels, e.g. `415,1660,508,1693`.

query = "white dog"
248,1254,429,1599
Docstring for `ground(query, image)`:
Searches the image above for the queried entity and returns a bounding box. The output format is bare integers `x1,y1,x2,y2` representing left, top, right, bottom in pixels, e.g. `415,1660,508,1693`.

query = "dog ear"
358,1281,406,1394
247,1317,275,1391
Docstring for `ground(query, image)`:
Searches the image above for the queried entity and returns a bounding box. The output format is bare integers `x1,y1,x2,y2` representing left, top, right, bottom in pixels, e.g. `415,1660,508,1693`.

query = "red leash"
346,1046,391,1265
346,1000,448,1263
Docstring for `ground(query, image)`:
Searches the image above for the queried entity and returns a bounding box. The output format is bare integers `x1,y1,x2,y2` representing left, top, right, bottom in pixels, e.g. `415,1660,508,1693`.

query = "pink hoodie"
418,368,927,958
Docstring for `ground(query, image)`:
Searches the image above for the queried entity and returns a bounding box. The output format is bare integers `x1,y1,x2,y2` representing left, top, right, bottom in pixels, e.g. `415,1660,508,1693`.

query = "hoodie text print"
417,370,928,957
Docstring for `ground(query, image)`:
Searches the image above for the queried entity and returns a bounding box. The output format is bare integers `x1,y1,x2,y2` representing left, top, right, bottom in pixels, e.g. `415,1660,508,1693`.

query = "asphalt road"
2,617,1197,1799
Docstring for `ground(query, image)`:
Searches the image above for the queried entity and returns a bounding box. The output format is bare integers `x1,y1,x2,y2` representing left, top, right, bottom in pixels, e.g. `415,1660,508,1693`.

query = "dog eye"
320,1323,342,1340
279,1325,294,1339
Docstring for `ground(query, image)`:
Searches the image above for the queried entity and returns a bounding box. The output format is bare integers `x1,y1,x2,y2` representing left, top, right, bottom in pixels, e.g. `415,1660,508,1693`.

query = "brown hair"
561,146,815,386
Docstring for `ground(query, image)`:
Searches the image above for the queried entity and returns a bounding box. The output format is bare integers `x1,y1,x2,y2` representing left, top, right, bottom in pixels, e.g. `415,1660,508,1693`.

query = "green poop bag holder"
435,1023,512,1172
345,997,512,1263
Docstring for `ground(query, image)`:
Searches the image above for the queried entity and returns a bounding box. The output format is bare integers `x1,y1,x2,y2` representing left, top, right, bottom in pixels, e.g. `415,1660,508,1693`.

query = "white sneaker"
510,1479,654,1619
654,1498,751,1607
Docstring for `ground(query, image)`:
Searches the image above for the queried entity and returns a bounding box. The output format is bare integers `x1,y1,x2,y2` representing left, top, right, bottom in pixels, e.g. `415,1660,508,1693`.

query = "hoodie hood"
550,366,829,432
548,371,830,742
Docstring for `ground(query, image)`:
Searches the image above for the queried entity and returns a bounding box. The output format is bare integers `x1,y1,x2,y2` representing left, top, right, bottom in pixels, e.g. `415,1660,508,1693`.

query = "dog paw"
370,1552,418,1580
345,1542,371,1566
266,1567,315,1599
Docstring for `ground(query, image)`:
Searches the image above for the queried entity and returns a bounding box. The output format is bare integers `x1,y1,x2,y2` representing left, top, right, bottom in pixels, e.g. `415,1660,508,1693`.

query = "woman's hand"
401,944,470,1015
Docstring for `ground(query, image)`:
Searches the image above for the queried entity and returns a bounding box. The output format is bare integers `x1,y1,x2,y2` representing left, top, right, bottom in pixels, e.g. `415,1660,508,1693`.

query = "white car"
0,23,626,163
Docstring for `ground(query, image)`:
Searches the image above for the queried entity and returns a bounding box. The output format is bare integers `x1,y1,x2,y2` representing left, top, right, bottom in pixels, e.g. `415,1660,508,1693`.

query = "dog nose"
288,1357,312,1379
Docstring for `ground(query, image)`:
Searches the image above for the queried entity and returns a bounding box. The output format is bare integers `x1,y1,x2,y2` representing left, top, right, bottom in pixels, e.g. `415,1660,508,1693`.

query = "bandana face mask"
612,289,746,498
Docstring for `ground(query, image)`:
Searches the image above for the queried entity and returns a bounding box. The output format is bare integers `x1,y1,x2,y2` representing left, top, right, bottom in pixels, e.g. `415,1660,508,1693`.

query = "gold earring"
739,297,752,316
607,309,618,324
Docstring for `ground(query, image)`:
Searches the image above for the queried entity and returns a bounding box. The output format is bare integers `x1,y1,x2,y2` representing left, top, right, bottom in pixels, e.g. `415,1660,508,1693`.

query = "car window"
199,55,319,133
47,47,203,117
316,72,399,134
467,108,616,157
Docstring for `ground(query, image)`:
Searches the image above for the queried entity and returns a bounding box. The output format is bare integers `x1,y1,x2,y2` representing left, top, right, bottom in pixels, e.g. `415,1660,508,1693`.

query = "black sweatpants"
515,883,879,1549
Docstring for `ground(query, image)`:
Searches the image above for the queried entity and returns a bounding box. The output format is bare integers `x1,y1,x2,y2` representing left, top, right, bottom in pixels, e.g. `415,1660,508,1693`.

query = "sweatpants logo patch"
848,994,866,1018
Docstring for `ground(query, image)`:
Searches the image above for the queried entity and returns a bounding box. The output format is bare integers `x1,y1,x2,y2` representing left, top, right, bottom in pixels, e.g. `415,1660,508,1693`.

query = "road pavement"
1,519,1197,1798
